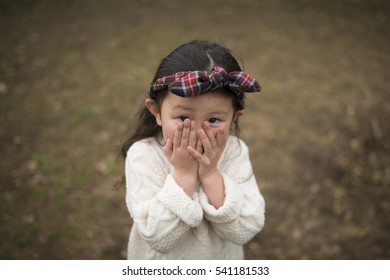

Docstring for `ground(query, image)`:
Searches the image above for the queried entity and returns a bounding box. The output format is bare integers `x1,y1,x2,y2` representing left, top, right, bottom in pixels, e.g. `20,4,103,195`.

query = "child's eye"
178,116,189,122
208,118,220,124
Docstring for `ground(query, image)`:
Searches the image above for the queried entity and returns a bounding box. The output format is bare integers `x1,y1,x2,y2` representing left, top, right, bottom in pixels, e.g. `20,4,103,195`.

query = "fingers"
198,129,210,154
216,127,226,148
200,121,215,154
188,120,197,148
203,121,216,146
196,137,203,154
180,118,191,148
187,146,203,162
173,120,227,159
187,137,203,161
173,118,198,150
176,119,197,148
199,122,228,154
174,123,183,148
163,138,173,158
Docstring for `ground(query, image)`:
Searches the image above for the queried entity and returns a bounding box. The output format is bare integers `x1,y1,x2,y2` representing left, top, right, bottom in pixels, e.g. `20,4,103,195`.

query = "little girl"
121,40,265,259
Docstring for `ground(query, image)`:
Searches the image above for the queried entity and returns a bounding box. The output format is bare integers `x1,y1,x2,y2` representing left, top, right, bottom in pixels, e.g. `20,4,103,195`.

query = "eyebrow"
172,105,230,118
172,105,194,111
172,105,228,115
208,111,229,116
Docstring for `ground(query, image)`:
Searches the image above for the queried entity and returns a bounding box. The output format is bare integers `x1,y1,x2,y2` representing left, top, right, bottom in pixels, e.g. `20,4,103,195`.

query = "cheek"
221,122,232,136
212,123,230,137
161,121,178,141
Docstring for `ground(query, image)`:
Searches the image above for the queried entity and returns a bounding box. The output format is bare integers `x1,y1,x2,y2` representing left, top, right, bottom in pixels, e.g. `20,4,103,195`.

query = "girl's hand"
187,121,227,208
187,121,228,180
163,118,202,196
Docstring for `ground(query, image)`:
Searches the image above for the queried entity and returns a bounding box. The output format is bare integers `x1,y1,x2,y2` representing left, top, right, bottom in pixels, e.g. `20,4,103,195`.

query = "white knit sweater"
125,136,265,259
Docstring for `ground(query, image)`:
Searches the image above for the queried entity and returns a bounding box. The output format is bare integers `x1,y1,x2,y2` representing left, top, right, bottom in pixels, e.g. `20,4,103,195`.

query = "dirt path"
0,0,389,259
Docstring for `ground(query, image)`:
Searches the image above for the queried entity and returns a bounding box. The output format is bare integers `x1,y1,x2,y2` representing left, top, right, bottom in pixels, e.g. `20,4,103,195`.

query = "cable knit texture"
125,136,265,259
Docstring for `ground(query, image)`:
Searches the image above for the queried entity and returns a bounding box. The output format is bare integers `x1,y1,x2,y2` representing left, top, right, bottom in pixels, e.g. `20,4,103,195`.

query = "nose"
194,121,203,133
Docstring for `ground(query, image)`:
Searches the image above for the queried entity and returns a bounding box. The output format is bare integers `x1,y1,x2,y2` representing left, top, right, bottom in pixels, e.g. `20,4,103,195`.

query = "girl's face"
147,91,240,143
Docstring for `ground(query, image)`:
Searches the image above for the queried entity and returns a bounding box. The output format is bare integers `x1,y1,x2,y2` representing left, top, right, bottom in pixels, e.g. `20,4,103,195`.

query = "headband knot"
148,66,261,108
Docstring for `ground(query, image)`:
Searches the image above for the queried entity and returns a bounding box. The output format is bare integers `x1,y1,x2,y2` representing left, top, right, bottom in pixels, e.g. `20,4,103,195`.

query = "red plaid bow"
148,66,261,108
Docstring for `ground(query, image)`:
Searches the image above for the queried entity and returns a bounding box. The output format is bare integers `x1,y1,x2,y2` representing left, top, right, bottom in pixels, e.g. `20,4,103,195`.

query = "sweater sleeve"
199,138,265,245
125,141,203,254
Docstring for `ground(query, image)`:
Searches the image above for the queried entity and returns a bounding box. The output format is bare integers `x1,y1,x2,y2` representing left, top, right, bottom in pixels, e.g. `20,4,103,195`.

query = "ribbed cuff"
200,173,244,223
156,174,203,227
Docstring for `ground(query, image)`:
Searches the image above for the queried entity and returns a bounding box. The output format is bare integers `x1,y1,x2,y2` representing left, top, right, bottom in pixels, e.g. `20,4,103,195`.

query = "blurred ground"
0,0,389,259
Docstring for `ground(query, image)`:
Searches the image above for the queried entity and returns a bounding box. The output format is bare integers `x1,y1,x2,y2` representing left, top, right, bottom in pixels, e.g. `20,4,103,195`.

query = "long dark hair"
121,40,243,158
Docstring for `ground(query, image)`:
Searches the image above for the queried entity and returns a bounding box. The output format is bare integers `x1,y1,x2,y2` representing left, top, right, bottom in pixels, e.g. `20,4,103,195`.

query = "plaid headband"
148,66,261,108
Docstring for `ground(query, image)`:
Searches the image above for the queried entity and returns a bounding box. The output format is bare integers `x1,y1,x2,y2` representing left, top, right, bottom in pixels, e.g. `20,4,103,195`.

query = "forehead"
162,91,234,112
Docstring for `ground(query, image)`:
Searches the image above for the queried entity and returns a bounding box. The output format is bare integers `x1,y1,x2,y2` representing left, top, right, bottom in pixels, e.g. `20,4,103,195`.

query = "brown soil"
0,0,389,259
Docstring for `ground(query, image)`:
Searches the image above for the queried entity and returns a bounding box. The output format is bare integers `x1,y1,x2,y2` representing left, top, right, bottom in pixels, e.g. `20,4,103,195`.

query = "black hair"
121,40,243,158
